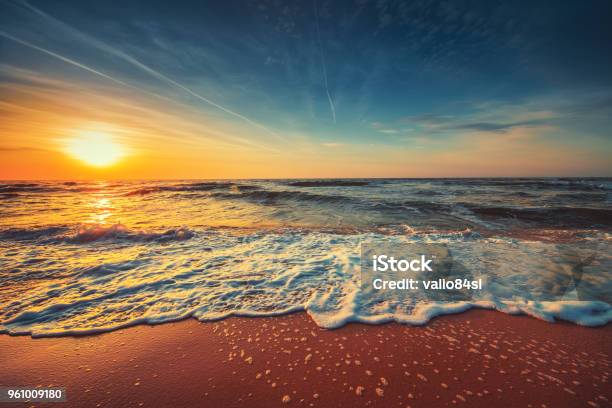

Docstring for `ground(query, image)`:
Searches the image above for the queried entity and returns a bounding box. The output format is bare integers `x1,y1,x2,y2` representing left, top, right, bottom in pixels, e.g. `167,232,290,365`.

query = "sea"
1,178,610,336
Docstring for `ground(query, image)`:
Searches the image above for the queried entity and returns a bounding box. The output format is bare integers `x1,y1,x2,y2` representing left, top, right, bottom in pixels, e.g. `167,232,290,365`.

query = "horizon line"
1,176,611,182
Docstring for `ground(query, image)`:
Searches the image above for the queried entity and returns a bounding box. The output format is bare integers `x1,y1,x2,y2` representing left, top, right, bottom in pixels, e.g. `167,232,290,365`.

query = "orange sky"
1,68,609,179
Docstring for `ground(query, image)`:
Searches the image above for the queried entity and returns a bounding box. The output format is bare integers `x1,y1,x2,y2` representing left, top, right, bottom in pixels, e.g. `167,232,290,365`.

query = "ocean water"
0,178,611,337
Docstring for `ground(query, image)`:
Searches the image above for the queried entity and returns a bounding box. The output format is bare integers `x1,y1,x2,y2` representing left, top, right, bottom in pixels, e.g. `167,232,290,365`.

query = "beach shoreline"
1,309,609,408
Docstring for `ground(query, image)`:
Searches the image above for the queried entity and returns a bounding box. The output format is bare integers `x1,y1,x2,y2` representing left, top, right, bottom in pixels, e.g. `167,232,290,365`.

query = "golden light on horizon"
66,131,125,167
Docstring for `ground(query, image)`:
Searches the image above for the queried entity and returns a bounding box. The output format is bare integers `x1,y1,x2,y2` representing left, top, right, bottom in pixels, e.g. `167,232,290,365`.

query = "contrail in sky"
0,30,131,89
0,30,276,151
0,30,194,113
314,0,337,124
10,0,279,139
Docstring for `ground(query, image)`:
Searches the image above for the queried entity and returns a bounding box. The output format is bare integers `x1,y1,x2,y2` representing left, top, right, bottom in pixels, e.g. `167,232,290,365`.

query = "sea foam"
1,230,610,337
1,178,610,337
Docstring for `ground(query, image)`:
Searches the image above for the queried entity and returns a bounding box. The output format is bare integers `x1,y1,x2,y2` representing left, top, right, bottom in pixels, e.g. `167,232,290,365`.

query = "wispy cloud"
9,0,279,140
397,93,612,137
0,31,130,88
405,113,548,134
371,122,402,135
321,142,343,148
0,64,276,152
377,128,399,134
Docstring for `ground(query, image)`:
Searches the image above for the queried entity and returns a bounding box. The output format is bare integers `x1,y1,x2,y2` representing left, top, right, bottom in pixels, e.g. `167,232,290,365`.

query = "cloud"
321,142,343,148
0,31,131,89
447,120,546,133
371,122,400,134
401,109,552,134
0,67,278,153
405,93,612,136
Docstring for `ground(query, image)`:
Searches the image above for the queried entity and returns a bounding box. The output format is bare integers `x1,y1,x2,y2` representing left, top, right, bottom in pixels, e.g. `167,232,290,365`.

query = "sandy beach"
1,309,609,408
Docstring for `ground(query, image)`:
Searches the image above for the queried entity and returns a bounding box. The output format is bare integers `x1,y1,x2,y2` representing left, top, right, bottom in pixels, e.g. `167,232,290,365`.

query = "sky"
0,0,611,179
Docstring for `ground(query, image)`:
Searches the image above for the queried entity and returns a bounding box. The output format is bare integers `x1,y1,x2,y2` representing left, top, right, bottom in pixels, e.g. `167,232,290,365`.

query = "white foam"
1,230,610,337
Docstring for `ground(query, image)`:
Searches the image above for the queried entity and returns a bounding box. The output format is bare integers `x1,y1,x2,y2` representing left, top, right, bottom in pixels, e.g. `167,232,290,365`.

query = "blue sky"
1,0,611,178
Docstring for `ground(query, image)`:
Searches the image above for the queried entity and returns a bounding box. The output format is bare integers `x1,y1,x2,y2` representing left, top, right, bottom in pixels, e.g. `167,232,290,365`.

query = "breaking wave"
66,224,195,243
0,230,610,337
0,224,195,244
1,178,610,337
124,181,242,196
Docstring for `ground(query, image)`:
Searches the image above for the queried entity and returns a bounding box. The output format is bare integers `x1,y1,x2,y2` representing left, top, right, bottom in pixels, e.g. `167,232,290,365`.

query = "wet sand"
0,309,610,408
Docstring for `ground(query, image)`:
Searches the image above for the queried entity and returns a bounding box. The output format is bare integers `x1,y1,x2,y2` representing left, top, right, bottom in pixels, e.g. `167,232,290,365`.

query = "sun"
66,132,125,167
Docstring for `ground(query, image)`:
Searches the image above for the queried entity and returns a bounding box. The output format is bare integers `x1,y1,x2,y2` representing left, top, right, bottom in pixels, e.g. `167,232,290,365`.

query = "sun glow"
66,132,125,167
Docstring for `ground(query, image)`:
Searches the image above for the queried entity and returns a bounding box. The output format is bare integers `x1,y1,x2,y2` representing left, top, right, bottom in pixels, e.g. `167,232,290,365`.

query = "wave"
468,206,612,228
411,189,445,196
1,230,610,337
436,178,611,191
3,300,610,338
211,188,353,205
213,190,456,211
0,224,195,244
66,224,195,243
500,191,538,198
2,178,611,337
124,181,252,196
370,200,451,213
174,181,236,191
0,183,60,194
125,187,166,196
307,300,612,330
287,180,370,187
552,192,608,202
0,226,70,241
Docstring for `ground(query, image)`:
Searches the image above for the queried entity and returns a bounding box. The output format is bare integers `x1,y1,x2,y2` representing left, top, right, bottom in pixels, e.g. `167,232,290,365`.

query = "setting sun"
66,132,125,167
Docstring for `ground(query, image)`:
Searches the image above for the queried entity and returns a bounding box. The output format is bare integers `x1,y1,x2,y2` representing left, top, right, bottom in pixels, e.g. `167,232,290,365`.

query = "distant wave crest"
0,183,60,194
0,224,195,244
67,224,195,243
468,206,612,228
124,181,254,196
211,189,352,205
287,180,370,187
